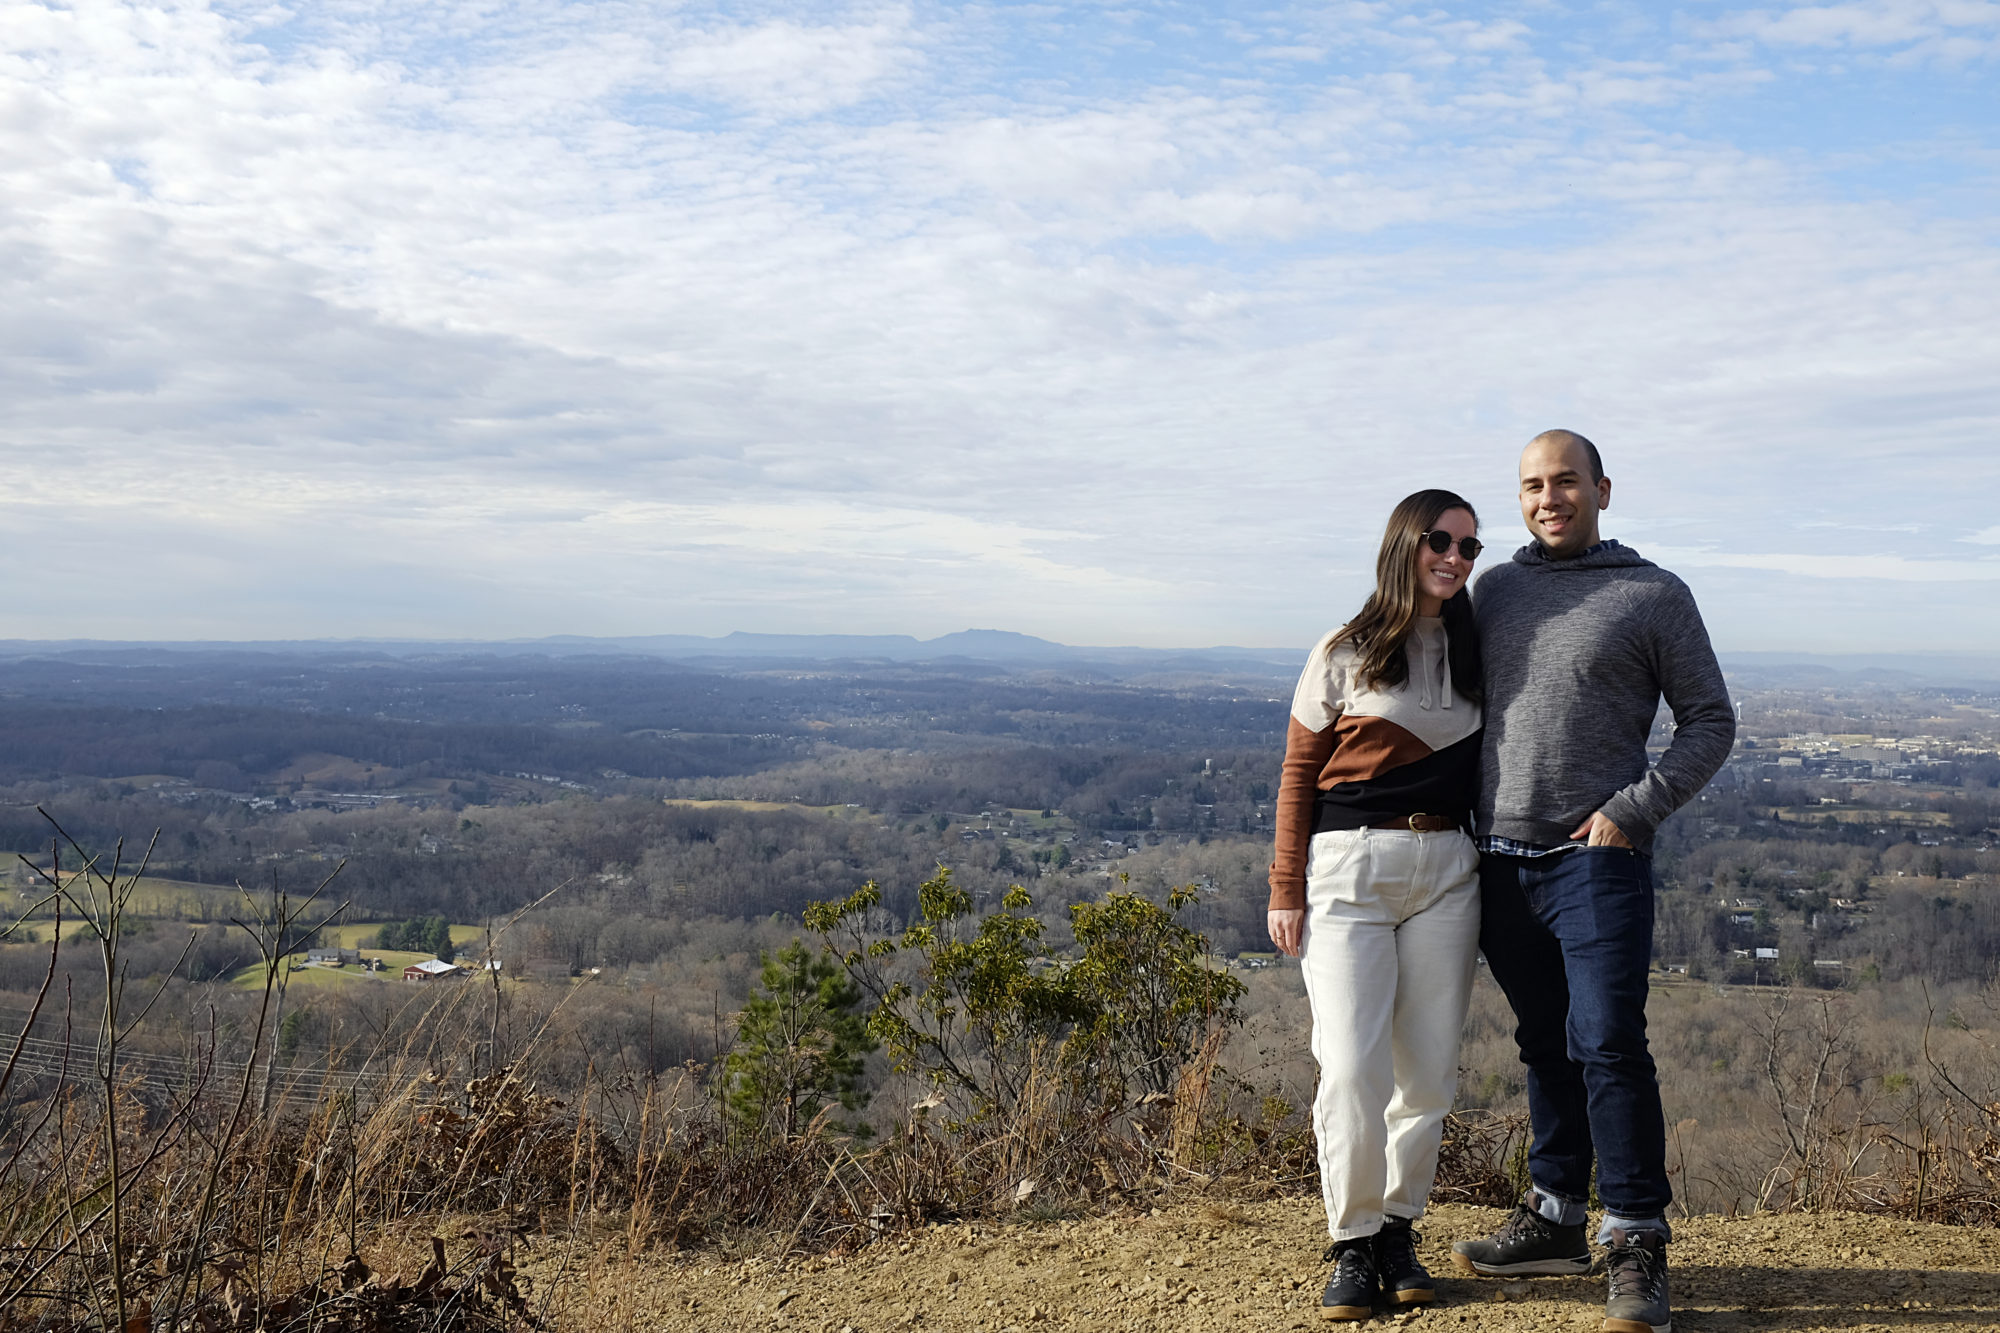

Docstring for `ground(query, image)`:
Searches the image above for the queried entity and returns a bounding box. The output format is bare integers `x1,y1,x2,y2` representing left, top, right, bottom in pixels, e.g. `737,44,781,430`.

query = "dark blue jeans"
1478,848,1670,1220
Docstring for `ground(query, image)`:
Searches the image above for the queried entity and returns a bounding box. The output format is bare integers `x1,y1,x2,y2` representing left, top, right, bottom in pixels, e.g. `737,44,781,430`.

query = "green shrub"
724,939,875,1139
806,867,1243,1122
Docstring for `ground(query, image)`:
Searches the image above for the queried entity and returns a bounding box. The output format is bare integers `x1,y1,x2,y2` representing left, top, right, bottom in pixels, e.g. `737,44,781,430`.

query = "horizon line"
1,631,1998,669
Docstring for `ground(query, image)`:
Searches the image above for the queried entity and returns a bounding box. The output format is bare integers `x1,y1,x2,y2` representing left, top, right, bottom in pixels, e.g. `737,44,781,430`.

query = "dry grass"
6,972,1998,1331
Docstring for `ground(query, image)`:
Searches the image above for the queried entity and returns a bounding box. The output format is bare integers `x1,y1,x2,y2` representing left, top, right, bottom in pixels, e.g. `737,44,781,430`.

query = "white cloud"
1250,45,1327,63
0,0,1996,648
1701,1,2000,62
1646,547,2000,582
660,9,922,116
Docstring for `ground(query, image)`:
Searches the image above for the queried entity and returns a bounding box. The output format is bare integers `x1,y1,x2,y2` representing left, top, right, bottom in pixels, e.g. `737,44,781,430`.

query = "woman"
1266,489,1484,1321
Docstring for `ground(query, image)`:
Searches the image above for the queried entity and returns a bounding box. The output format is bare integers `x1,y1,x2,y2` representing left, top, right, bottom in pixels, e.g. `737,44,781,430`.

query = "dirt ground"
534,1200,2000,1332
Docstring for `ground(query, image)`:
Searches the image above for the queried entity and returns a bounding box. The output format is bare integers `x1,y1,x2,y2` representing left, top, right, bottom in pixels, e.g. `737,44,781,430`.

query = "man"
1451,430,1735,1333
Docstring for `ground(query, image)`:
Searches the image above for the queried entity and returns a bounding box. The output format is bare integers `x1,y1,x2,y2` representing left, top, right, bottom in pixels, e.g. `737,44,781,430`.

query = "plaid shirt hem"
1475,836,1582,859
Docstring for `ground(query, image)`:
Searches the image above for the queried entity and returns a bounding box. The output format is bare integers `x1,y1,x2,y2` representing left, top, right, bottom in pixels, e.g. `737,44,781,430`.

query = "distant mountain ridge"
542,628,1086,663
1717,651,2000,689
0,629,1303,676
0,635,1992,688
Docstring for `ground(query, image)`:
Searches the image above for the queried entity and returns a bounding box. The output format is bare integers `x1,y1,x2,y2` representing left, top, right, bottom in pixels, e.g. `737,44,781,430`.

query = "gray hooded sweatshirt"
1473,540,1735,852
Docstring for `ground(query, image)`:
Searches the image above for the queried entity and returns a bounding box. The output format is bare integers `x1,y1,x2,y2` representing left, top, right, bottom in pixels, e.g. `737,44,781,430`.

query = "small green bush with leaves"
806,867,1244,1123
1068,883,1247,1100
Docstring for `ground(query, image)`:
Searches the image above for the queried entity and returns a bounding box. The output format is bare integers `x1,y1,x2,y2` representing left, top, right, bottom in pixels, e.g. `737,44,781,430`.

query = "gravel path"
538,1200,2000,1331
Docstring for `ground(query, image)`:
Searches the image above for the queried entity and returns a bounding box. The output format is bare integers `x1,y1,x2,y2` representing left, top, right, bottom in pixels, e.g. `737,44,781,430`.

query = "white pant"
1300,826,1480,1240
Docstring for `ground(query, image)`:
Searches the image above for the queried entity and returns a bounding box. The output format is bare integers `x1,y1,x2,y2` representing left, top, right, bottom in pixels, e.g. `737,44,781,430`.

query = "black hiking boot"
1372,1215,1436,1307
1450,1193,1593,1277
1319,1237,1378,1321
1602,1228,1671,1333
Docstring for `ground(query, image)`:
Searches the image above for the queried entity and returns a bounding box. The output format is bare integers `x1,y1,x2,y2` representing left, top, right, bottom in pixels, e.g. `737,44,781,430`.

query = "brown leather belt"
1369,814,1460,833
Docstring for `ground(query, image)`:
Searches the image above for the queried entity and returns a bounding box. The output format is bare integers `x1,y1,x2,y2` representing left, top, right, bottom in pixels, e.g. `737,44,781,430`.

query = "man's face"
1518,437,1611,558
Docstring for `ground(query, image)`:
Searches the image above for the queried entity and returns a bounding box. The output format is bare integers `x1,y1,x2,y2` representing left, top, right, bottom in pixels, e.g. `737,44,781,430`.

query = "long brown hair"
1328,488,1483,702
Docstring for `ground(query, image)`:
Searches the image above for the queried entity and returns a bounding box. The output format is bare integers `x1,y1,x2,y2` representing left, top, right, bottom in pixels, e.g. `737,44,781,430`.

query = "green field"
0,899,488,987
227,923,487,990
230,949,476,990
317,921,487,948
1773,806,1952,827
664,797,880,819
4,887,488,954
5,874,245,921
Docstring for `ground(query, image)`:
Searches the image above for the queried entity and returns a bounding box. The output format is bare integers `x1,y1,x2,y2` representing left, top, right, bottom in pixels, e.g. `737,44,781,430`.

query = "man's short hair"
1529,429,1603,483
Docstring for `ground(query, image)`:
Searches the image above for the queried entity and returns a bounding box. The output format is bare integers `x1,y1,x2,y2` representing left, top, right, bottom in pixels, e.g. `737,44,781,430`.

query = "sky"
3,1,1997,653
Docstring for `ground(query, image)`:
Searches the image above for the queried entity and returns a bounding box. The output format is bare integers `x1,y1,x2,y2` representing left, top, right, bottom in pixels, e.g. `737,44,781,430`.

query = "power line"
0,1028,434,1112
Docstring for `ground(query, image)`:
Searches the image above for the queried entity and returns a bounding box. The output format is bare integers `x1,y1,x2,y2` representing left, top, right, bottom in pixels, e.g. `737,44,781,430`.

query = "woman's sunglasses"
1419,530,1483,561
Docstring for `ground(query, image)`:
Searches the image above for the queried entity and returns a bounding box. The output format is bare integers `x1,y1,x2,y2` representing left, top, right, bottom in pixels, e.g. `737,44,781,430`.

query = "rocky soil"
533,1199,2000,1332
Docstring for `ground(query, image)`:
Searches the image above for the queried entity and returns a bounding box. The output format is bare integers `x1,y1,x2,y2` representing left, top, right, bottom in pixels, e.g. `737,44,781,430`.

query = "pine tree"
427,916,456,963
725,940,875,1139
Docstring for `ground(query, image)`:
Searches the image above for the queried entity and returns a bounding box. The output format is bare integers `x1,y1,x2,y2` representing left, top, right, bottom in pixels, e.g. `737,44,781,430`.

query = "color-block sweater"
1267,618,1483,911
1473,540,1735,852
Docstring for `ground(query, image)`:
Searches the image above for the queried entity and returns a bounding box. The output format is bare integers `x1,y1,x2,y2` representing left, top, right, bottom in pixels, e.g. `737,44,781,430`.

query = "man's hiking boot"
1371,1216,1436,1307
1602,1228,1671,1333
1319,1238,1378,1321
1450,1196,1593,1277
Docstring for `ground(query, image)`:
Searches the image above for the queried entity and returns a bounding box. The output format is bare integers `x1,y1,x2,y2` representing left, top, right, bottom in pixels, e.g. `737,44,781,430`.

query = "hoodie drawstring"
1414,623,1451,711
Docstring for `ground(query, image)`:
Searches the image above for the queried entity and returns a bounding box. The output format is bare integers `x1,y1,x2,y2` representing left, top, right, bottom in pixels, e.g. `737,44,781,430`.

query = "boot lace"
1496,1203,1550,1244
1376,1223,1422,1275
1321,1241,1375,1280
1606,1238,1665,1301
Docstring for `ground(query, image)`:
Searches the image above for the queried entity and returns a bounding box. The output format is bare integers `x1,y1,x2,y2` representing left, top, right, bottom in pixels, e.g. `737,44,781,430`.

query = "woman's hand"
1268,908,1305,957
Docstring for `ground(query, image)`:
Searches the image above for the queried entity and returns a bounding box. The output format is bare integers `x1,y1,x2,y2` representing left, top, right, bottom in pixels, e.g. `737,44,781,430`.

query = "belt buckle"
1407,814,1423,832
